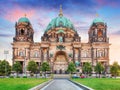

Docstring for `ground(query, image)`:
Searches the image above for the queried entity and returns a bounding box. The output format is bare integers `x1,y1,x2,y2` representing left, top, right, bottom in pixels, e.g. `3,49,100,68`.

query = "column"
13,48,15,57
73,47,75,63
47,47,49,61
91,47,94,66
39,48,41,73
107,48,109,64
107,48,109,58
25,48,26,57
96,48,98,63
16,48,18,56
104,48,105,57
28,48,30,60
78,48,81,62
40,48,43,62
12,48,15,65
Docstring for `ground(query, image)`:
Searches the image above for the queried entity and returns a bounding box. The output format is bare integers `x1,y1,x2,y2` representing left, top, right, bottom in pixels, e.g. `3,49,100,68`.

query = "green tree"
27,60,38,76
67,62,76,74
0,60,11,76
94,62,104,78
110,61,120,78
82,62,92,77
41,62,50,78
12,61,22,76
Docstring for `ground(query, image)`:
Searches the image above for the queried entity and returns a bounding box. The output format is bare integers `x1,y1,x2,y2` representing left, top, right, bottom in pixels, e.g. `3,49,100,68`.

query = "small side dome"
18,17,30,23
93,17,104,23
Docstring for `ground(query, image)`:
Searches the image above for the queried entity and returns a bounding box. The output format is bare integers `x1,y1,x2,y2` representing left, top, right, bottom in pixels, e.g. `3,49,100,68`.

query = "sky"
0,0,120,65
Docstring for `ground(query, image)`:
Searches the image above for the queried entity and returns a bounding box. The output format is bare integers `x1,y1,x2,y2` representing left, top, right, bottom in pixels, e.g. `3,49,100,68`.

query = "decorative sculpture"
59,36,63,42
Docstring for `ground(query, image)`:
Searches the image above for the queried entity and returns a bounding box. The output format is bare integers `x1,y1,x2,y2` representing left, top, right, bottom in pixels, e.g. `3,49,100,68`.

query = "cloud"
0,34,13,38
96,0,120,7
109,34,120,64
111,30,120,35
4,7,36,22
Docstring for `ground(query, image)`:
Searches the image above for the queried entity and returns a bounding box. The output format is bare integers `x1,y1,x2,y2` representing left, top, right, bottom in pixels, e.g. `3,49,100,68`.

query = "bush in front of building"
94,62,104,78
41,62,50,78
110,61,120,78
12,61,22,77
0,60,11,76
27,60,38,77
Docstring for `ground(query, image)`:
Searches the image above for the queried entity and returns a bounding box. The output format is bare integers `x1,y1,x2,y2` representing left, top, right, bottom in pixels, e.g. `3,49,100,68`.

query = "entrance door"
59,69,62,74
53,51,68,74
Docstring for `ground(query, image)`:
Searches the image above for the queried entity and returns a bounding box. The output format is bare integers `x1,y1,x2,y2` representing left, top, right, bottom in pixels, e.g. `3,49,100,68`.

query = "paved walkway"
40,79,83,90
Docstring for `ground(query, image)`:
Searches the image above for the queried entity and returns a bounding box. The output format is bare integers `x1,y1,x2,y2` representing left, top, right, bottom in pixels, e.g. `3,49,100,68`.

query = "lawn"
72,78,120,90
0,78,49,90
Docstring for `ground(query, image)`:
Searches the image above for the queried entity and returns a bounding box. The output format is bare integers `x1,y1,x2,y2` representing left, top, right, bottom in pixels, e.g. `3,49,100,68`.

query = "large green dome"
45,15,75,32
18,17,30,23
93,17,104,23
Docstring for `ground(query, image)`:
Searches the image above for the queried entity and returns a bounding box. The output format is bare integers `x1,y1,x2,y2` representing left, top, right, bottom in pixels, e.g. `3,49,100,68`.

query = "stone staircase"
53,74,70,79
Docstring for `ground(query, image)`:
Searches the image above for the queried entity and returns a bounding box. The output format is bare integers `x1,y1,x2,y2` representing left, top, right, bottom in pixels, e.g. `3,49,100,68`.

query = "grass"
0,78,49,90
72,78,120,90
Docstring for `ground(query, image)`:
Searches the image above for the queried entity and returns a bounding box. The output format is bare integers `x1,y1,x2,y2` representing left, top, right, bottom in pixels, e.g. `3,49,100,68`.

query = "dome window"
21,29,25,35
59,21,63,27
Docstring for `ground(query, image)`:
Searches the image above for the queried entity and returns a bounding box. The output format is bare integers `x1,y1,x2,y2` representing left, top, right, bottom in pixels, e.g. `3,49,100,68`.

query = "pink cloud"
96,0,119,7
109,34,120,65
4,7,36,22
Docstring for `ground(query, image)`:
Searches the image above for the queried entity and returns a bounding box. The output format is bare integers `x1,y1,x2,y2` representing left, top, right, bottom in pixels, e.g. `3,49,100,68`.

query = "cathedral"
12,6,110,74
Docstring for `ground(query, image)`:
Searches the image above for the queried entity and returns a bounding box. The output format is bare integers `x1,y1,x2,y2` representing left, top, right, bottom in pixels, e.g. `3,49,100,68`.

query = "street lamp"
4,50,9,77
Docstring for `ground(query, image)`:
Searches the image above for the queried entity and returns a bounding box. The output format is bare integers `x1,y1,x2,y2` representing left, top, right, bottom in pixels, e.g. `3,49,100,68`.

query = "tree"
27,60,38,76
110,61,120,78
41,62,50,78
94,62,104,78
0,60,11,76
12,61,22,76
82,62,92,77
67,62,76,74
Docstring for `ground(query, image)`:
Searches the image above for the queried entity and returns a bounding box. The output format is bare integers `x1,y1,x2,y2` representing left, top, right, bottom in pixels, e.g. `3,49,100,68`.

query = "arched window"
21,29,24,35
98,30,102,37
98,50,104,57
19,51,24,56
82,50,87,57
34,51,39,58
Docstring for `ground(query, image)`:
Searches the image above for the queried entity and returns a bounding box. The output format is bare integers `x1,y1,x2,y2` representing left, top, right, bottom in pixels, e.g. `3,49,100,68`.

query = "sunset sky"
0,0,120,65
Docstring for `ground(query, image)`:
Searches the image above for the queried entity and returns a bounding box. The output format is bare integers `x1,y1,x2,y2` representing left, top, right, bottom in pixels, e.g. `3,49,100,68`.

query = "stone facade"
12,7,110,74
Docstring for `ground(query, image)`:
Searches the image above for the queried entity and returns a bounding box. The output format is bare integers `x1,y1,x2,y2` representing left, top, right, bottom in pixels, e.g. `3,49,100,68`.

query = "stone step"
53,74,70,79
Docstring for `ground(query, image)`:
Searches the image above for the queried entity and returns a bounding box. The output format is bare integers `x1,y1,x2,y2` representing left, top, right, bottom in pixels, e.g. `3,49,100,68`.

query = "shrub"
9,76,14,78
102,76,106,78
30,73,34,77
23,76,27,78
16,76,20,78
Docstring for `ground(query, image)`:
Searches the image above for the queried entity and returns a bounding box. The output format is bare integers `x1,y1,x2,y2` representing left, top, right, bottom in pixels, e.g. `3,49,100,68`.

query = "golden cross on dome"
24,14,27,17
59,5,63,16
96,13,99,17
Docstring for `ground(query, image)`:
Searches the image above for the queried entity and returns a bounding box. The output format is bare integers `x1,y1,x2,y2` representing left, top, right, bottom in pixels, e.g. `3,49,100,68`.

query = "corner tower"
13,16,34,42
12,15,34,72
89,17,109,43
88,16,110,72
